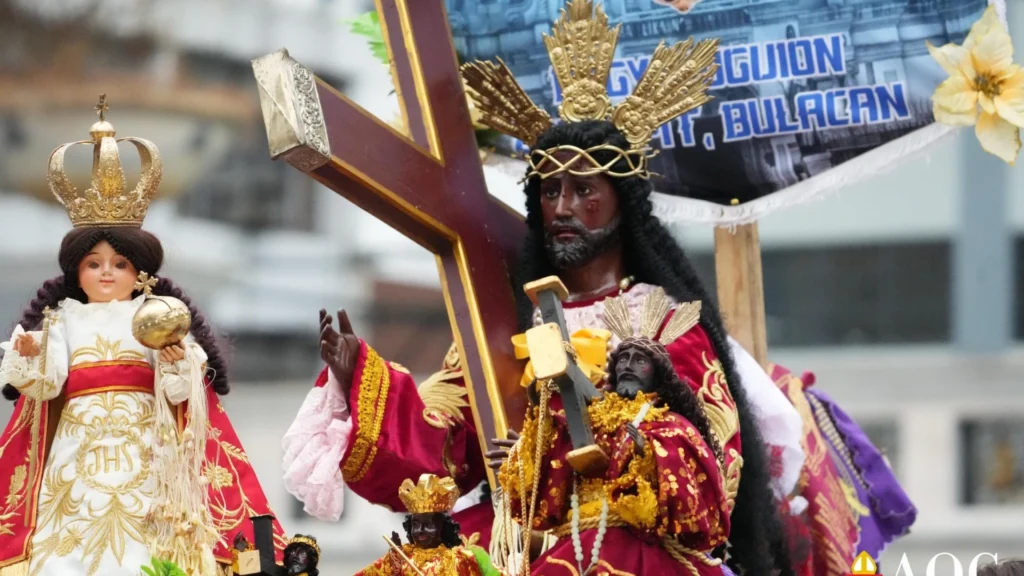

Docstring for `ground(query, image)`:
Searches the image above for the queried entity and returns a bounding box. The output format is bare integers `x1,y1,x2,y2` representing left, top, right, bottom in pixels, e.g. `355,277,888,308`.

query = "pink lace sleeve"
281,370,352,521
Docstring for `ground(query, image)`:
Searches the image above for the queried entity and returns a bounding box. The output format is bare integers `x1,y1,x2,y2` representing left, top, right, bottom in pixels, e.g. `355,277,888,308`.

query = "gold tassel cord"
148,345,219,575
517,384,552,576
25,308,55,527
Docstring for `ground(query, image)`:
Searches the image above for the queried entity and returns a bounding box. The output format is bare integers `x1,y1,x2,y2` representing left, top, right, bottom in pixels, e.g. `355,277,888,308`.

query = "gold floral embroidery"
7,466,26,507
69,336,146,365
418,368,469,430
29,392,154,576
341,347,391,483
698,353,738,448
723,449,743,513
203,417,288,557
812,478,857,575
204,465,233,490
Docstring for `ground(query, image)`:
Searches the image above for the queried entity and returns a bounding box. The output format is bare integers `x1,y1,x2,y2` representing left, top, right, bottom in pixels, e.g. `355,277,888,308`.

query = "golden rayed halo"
460,0,720,178
524,144,650,182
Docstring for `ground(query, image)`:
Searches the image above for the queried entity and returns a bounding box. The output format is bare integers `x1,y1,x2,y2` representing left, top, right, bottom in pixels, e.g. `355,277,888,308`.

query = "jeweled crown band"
524,144,651,182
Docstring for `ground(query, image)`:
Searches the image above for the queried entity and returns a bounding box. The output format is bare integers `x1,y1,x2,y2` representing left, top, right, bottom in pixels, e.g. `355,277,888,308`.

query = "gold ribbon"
511,328,612,388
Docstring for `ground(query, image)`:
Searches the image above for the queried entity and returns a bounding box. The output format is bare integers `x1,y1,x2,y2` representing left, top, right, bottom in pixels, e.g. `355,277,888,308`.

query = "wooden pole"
714,223,769,369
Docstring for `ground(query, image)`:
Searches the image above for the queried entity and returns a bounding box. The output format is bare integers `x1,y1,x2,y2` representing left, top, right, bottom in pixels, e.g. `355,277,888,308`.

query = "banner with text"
447,0,997,224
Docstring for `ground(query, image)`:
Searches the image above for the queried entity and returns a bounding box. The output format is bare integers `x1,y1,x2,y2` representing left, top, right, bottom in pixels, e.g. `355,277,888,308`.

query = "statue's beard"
615,375,651,399
544,215,621,272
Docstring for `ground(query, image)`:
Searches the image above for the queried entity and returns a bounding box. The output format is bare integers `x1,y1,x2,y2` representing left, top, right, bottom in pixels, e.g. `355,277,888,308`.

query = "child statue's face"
78,240,138,303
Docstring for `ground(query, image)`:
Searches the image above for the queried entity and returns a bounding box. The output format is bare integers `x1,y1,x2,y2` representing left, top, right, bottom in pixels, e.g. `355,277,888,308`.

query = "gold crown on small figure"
48,94,162,228
398,474,460,515
286,535,322,558
460,0,720,181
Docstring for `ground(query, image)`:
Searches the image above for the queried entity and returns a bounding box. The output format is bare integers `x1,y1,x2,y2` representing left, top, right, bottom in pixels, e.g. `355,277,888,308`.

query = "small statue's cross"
236,515,284,576
523,276,608,476
134,271,158,296
95,93,109,121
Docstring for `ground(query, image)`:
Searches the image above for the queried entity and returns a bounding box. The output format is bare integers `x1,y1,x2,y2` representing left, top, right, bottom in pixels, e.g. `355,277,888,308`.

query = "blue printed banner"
447,0,994,223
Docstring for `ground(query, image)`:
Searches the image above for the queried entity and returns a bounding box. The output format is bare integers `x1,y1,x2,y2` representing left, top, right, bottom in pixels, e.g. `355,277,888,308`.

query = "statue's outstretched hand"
486,429,521,472
319,308,361,398
13,333,40,358
390,531,403,547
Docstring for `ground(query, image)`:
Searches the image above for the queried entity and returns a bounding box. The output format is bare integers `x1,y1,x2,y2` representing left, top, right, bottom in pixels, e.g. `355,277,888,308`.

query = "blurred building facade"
0,0,1022,572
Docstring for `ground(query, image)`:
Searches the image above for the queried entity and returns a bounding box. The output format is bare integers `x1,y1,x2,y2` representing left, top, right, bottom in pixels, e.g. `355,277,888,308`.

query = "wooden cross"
251,0,527,488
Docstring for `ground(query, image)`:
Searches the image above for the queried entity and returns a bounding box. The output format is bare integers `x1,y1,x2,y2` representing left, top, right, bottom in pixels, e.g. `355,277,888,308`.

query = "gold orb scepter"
131,272,192,349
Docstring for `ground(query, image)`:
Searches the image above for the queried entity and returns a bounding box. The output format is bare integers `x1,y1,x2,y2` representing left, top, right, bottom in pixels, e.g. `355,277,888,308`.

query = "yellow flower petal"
934,103,978,126
979,92,997,115
1001,66,1024,91
975,110,1021,164
964,5,1003,53
927,41,975,80
970,28,1015,76
932,76,978,113
995,89,1024,127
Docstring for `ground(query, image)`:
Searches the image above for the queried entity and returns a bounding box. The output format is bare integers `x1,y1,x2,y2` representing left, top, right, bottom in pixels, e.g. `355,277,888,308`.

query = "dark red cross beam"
251,0,527,488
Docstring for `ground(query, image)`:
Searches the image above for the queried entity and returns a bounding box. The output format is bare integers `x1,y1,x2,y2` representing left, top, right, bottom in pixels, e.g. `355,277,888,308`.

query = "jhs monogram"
87,442,135,475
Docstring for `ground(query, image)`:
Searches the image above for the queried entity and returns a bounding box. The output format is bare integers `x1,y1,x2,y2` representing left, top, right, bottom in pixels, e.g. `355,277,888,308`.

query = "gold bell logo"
848,552,880,576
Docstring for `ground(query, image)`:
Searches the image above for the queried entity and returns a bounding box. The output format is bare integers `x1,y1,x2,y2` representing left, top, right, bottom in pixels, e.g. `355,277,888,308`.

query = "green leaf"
142,557,188,576
470,546,503,576
343,11,389,66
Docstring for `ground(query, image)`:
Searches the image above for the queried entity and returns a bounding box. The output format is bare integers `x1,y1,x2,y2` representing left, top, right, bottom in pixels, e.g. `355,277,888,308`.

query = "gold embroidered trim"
65,385,153,400
68,360,150,372
341,347,390,483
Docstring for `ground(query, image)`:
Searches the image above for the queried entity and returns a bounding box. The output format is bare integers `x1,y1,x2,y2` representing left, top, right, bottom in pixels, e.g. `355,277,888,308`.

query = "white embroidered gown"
0,296,204,576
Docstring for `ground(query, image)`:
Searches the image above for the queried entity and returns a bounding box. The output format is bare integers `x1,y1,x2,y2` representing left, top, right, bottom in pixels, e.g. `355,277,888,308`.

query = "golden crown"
285,535,321,558
48,95,162,228
460,0,720,180
398,474,460,515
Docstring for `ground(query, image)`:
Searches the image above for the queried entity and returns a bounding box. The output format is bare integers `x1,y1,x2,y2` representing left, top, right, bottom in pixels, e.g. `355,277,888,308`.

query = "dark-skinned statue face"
410,512,444,549
538,150,621,271
285,548,310,575
614,347,656,399
283,535,318,576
